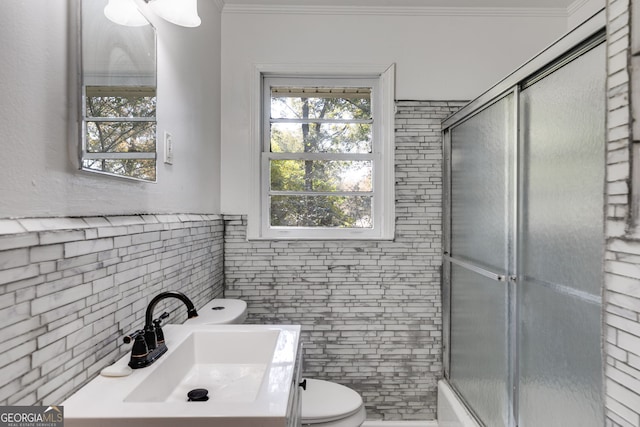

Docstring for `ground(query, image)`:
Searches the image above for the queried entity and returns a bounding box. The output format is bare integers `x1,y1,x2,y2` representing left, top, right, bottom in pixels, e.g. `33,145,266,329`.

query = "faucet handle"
153,312,170,326
124,330,151,369
153,312,170,346
123,329,145,344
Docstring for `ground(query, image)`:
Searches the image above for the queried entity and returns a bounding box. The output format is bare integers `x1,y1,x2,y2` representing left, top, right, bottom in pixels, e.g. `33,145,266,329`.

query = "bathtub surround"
604,0,640,425
0,215,224,406
224,101,465,421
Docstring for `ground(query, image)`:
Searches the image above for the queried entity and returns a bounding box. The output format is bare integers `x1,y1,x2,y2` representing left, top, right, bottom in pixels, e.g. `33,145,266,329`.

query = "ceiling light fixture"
146,0,201,27
104,0,149,27
104,0,201,28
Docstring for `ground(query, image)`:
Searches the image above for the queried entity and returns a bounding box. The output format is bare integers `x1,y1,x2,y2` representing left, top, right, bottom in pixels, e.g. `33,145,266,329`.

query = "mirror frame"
78,0,158,183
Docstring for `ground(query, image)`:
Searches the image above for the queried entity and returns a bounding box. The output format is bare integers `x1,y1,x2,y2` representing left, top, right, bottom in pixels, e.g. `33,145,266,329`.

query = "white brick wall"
224,101,465,421
0,214,224,405
605,0,640,426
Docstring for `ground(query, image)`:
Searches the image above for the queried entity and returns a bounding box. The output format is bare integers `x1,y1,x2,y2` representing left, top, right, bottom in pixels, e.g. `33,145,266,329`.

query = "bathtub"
355,381,478,427
437,380,481,427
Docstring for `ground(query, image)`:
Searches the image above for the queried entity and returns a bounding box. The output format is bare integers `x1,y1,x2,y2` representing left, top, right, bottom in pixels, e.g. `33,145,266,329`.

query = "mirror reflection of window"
80,0,157,182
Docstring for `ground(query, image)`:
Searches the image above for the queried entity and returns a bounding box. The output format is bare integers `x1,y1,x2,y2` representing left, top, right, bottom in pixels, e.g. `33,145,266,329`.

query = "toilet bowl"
301,379,366,427
185,298,366,427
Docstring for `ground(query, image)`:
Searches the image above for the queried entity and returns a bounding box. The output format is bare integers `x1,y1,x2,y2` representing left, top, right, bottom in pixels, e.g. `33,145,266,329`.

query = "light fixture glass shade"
149,0,201,27
104,0,149,27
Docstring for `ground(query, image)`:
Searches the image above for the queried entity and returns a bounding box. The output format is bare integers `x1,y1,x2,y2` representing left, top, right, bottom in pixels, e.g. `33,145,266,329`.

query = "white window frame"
248,64,395,240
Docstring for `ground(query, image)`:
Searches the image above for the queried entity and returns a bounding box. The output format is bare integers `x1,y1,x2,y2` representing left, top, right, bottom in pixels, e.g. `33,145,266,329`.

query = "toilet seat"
301,379,366,426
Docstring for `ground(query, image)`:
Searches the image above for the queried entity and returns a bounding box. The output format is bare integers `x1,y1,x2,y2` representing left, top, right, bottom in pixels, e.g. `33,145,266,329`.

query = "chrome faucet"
123,291,199,369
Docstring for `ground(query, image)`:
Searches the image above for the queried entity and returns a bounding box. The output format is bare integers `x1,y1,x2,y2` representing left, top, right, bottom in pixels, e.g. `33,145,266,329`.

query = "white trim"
566,0,591,16
362,422,438,427
247,65,263,240
380,64,396,240
254,63,396,77
222,4,567,17
212,0,225,11
247,63,395,241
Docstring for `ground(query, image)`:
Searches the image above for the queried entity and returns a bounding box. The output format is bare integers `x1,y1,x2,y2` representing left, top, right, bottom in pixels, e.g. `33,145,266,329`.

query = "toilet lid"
185,299,247,325
301,379,364,423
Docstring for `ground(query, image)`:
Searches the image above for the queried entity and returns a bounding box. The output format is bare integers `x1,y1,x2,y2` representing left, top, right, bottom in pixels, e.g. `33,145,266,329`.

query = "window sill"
246,227,395,241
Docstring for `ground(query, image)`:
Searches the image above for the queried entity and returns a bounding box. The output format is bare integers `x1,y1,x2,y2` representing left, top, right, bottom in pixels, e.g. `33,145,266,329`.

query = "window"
250,66,395,240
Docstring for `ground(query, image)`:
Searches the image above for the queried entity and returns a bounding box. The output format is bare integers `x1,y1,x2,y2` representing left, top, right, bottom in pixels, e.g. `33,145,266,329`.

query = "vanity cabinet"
286,343,304,427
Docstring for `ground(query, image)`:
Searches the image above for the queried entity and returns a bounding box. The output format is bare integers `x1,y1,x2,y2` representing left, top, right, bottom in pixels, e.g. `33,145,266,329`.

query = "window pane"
271,87,371,120
86,121,156,153
270,160,372,192
82,159,156,181
270,122,372,154
86,90,156,118
270,195,372,228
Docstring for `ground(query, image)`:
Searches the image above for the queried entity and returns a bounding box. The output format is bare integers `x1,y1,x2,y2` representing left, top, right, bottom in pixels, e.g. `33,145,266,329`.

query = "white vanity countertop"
62,324,301,427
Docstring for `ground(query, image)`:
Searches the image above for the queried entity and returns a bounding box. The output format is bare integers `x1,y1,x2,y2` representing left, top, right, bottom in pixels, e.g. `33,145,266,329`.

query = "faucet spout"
144,291,198,330
125,291,199,369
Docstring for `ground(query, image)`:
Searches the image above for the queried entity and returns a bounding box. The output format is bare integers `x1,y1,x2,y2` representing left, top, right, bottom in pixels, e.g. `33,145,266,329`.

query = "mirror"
80,0,157,182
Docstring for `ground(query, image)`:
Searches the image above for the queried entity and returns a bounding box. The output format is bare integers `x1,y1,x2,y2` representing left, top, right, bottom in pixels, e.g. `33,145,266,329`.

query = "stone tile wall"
223,101,466,421
604,0,640,425
0,214,224,406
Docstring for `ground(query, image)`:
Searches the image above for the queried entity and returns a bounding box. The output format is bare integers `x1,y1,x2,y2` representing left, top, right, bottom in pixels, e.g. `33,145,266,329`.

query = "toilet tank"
184,299,247,325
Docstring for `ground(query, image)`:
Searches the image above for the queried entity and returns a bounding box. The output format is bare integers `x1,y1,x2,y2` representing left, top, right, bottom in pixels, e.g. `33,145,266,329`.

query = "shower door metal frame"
441,9,606,427
443,87,518,427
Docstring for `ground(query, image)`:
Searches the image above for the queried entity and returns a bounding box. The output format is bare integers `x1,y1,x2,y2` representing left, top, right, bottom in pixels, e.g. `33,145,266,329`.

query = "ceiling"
221,0,577,9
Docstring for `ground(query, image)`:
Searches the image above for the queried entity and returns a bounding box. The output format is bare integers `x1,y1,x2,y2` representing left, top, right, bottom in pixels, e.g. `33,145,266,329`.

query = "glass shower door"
449,93,515,427
444,28,606,427
517,42,605,427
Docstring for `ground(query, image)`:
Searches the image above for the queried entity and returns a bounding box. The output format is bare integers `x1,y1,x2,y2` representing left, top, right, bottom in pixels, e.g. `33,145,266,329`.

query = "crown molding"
567,0,588,15
213,0,225,11
566,0,592,15
221,4,567,17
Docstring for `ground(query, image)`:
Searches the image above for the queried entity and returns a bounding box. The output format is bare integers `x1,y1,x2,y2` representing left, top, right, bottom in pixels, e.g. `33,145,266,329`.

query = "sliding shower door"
444,27,605,427
448,93,515,427
517,42,605,427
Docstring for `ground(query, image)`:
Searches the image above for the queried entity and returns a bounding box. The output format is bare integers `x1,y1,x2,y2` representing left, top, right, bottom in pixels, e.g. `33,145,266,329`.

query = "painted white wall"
0,0,221,219
567,0,605,31
220,9,567,214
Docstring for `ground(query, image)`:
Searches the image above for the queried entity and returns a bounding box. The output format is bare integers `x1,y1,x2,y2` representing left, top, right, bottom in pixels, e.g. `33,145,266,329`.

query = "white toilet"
185,298,367,427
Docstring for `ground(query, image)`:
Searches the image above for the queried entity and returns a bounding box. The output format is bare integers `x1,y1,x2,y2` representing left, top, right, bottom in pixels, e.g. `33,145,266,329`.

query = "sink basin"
63,324,301,427
125,329,280,403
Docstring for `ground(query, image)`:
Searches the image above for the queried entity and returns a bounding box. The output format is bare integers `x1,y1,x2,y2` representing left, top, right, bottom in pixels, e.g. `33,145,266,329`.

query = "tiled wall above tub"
224,101,466,421
0,214,224,406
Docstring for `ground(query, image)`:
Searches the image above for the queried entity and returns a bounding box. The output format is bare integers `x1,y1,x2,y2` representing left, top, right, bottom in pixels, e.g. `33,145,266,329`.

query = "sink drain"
187,388,209,402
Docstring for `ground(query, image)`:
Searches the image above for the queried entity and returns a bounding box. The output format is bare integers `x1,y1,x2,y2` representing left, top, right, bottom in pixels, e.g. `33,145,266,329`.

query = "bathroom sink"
63,324,301,427
125,329,280,403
